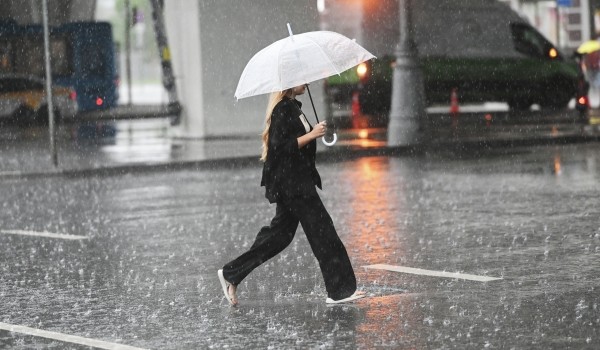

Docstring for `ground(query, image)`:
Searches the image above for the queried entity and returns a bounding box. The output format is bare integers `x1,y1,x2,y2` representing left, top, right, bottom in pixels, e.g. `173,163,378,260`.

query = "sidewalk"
1,108,599,178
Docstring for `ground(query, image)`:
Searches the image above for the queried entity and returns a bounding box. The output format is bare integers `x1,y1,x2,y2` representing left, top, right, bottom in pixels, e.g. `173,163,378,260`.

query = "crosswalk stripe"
363,264,502,282
0,230,87,240
0,322,146,350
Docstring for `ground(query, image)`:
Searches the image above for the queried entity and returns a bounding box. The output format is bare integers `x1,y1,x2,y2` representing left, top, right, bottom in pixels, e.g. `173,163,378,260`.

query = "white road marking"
363,264,502,282
0,230,87,240
0,322,146,350
0,171,22,176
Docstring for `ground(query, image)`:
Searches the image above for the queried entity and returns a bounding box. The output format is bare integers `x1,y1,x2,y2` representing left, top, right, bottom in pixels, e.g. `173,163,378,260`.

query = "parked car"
324,0,586,128
0,74,78,124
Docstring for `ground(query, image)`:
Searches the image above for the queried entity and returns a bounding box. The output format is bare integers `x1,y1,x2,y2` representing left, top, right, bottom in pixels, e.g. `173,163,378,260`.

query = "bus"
0,20,118,112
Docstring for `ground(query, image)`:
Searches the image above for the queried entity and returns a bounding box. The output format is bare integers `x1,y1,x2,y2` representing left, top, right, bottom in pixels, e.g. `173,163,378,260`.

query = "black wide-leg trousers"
222,194,357,300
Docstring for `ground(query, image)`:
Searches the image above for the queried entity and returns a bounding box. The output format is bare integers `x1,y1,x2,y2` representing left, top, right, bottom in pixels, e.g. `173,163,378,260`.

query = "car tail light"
96,97,104,106
69,90,77,101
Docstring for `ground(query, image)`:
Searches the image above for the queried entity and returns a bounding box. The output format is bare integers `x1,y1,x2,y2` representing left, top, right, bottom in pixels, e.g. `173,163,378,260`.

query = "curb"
2,133,598,180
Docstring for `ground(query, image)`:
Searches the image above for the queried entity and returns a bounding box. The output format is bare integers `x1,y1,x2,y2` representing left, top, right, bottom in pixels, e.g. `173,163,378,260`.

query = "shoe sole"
325,292,366,304
217,269,234,305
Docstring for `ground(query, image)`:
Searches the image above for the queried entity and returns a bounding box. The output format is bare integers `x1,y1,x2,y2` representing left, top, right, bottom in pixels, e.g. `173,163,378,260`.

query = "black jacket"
260,97,322,203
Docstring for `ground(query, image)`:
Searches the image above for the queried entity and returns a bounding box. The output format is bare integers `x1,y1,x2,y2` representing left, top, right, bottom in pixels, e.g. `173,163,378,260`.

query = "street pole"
556,5,561,48
42,0,57,167
387,0,426,147
125,0,133,106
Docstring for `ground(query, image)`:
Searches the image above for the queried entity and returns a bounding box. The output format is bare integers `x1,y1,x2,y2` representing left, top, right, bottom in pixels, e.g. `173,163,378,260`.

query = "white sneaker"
325,290,366,304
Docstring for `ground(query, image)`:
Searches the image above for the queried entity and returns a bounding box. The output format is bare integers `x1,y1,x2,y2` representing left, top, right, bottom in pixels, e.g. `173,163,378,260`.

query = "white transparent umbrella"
235,24,375,145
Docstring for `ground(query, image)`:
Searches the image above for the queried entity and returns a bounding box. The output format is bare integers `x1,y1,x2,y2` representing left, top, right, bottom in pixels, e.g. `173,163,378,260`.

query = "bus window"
0,76,43,93
13,36,45,76
8,35,71,77
80,44,108,77
50,36,73,76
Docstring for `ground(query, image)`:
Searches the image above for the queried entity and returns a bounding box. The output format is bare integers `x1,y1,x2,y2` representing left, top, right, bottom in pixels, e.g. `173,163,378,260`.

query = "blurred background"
0,0,599,170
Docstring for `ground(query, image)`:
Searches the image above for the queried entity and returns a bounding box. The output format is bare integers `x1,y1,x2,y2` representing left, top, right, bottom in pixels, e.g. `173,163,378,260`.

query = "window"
511,23,553,59
50,36,73,76
0,40,12,73
0,77,43,93
80,43,108,77
8,34,72,76
13,35,45,76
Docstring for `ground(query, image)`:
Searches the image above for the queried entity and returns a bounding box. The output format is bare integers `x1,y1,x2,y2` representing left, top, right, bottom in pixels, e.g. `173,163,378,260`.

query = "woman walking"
218,84,364,306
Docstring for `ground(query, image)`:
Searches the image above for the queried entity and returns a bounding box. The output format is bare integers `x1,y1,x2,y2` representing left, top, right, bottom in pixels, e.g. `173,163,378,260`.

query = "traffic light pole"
387,0,426,147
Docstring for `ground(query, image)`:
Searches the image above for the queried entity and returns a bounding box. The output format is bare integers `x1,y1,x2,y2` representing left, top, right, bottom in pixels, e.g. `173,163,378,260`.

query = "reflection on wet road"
1,143,599,348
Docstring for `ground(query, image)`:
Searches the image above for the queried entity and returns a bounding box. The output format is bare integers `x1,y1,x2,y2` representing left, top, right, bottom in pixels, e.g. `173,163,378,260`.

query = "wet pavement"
1,107,600,349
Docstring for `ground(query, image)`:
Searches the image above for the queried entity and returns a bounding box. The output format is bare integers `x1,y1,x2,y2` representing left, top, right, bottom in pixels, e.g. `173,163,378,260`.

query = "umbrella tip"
287,23,293,37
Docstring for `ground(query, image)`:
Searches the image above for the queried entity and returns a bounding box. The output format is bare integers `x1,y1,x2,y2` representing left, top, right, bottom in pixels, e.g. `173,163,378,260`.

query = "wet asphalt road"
1,142,599,349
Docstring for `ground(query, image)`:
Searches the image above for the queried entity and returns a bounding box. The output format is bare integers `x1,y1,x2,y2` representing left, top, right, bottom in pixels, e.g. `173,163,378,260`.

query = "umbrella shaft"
305,84,320,123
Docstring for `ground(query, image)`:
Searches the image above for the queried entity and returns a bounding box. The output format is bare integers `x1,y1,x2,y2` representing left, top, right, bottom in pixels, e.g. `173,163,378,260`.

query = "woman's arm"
297,121,327,148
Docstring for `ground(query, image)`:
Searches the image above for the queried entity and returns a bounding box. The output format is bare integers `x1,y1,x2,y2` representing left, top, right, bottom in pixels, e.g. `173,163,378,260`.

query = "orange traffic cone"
351,91,368,129
450,88,459,116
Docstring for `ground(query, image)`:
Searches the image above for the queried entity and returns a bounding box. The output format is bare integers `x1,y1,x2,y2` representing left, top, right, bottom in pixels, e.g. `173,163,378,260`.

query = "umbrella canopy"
577,40,600,54
235,27,375,99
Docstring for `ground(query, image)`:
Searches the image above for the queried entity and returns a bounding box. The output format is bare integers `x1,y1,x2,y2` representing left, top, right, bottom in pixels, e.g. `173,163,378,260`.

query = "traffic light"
132,6,143,25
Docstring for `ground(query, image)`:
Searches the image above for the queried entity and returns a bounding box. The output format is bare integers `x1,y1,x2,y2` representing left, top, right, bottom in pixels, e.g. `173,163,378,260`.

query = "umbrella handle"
305,83,337,146
322,132,337,146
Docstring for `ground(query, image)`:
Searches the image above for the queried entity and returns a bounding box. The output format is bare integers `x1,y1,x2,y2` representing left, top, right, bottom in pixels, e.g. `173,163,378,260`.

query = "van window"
511,23,552,59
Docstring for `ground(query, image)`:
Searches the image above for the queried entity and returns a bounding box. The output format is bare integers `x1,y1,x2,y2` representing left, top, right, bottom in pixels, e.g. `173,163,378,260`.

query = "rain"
1,0,600,349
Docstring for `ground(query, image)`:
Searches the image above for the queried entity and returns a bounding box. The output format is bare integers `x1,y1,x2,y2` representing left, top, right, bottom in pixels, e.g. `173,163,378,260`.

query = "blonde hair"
260,89,291,162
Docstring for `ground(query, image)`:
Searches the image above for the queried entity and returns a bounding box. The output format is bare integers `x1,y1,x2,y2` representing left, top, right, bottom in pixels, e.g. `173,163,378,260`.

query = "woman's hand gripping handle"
298,121,327,148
